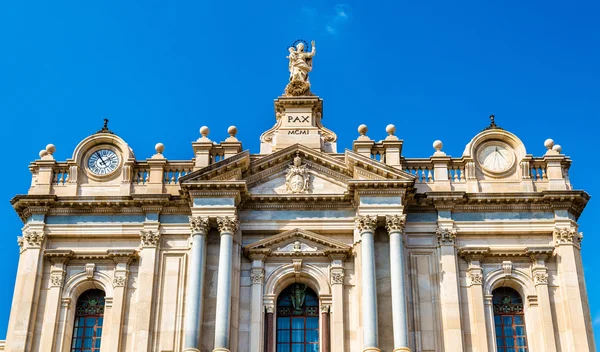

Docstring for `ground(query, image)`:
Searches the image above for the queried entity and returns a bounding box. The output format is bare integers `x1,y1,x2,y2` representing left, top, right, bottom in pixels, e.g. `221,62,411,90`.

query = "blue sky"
0,0,599,344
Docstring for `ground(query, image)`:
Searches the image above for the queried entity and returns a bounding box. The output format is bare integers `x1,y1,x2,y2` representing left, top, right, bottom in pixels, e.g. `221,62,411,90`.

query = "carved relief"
355,215,377,233
17,236,24,253
436,227,457,245
250,269,264,284
385,214,407,233
554,227,583,246
217,216,239,234
265,305,275,314
113,274,127,287
468,271,483,286
276,241,317,253
140,230,161,247
285,156,310,194
85,263,96,280
23,231,44,247
50,273,64,287
330,272,344,285
533,272,548,285
189,216,209,235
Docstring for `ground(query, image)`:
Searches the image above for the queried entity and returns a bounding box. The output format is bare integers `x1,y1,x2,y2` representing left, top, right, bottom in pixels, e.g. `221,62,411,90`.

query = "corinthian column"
213,216,239,352
386,215,411,352
183,216,209,352
355,215,380,352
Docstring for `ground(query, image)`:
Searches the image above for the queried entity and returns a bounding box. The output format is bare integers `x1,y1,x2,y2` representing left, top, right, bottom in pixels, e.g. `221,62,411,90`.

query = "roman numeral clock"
85,147,121,178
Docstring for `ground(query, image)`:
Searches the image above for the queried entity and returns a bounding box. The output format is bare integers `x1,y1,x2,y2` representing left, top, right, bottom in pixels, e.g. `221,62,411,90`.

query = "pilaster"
38,254,69,350
329,253,346,352
553,224,595,351
104,253,133,352
5,219,47,352
133,206,162,352
527,248,557,352
459,248,490,352
249,254,266,352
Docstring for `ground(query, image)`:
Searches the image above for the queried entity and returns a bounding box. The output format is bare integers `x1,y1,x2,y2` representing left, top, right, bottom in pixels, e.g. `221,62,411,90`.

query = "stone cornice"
44,248,138,261
459,245,556,261
405,190,590,218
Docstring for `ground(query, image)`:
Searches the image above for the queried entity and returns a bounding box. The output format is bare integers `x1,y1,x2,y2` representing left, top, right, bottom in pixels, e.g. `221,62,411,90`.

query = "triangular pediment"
244,228,352,258
345,150,416,182
179,151,251,183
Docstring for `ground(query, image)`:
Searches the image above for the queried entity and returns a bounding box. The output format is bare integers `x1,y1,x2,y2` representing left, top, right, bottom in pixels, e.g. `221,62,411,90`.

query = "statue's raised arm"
308,40,316,57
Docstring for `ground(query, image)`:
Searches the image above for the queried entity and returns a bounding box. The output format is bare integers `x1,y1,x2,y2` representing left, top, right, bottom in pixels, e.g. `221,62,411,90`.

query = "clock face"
478,143,514,174
87,149,120,176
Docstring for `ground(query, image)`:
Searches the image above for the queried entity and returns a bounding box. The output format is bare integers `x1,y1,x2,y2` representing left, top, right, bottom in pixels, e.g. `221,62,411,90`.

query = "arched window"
493,287,528,352
70,289,105,352
276,284,319,352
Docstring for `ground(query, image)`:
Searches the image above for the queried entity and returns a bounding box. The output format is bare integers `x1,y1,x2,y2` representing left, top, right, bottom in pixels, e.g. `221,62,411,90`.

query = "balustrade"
52,164,70,185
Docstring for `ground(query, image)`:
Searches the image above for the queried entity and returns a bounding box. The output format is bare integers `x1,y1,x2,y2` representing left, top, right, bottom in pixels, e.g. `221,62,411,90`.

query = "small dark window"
276,284,319,352
70,289,105,352
493,287,528,352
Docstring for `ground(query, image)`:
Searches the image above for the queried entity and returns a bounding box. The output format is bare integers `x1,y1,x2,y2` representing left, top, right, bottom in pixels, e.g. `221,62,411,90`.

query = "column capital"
355,215,377,234
466,268,484,286
250,268,264,284
554,226,583,248
532,269,549,286
140,230,161,248
330,269,344,285
189,215,209,235
217,216,239,235
436,226,457,246
320,305,331,313
385,214,406,234
22,230,45,249
265,304,275,314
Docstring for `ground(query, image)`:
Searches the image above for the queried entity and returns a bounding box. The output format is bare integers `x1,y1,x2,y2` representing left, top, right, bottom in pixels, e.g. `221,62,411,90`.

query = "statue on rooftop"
285,40,316,96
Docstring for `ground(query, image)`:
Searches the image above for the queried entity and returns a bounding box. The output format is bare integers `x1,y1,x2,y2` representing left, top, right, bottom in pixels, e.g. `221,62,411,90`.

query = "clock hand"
95,152,107,166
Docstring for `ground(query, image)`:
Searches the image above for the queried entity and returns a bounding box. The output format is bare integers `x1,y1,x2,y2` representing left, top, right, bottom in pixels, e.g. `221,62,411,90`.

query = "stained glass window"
276,284,319,352
493,287,528,352
70,289,105,352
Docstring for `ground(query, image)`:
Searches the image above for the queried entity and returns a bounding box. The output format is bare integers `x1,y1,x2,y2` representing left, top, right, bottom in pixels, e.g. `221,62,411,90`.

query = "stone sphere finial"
544,139,554,150
553,144,562,153
200,126,210,138
155,143,165,154
228,125,238,137
358,124,368,136
39,149,48,158
433,140,443,151
386,124,396,136
45,144,56,155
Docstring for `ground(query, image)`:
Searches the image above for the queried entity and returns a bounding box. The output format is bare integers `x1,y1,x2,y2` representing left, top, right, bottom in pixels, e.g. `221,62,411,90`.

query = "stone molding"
189,215,209,235
217,216,239,235
436,227,457,245
385,214,406,234
140,230,161,248
355,215,377,234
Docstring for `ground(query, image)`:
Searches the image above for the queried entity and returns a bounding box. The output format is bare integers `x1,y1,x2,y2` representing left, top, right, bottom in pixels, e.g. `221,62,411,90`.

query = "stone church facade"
1,43,596,352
